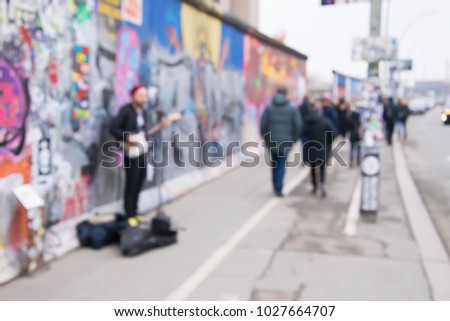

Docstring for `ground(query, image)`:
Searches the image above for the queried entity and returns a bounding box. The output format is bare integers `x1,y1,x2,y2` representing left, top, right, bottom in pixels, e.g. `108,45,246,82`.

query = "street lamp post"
399,10,437,43
359,0,383,220
368,0,382,78
386,10,437,100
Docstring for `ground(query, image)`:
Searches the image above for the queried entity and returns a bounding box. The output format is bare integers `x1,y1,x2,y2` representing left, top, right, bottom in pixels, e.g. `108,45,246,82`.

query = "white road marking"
166,168,310,301
344,178,362,237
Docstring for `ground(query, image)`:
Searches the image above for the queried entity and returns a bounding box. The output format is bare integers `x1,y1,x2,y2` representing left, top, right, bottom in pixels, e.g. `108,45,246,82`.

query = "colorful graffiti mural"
72,45,91,127
113,26,141,114
0,60,29,157
0,59,31,284
0,0,307,284
182,4,228,146
243,36,307,142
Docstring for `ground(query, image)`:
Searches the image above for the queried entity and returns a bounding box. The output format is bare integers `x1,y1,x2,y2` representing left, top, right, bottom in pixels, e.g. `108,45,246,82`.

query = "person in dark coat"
382,97,398,145
336,98,350,137
261,87,303,197
396,98,410,143
299,95,312,120
346,108,362,167
110,85,170,218
321,92,339,131
299,95,312,164
302,102,338,197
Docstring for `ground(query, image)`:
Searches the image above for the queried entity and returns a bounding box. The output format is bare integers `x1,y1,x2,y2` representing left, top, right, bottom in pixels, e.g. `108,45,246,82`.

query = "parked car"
408,97,430,114
441,97,450,125
441,109,450,124
426,97,436,109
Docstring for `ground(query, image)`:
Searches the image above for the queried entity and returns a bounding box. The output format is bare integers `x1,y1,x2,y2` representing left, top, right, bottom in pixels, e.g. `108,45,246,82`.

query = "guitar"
124,112,183,158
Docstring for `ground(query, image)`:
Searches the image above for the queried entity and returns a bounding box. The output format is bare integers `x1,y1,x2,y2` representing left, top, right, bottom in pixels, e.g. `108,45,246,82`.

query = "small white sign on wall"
13,184,45,210
121,0,143,26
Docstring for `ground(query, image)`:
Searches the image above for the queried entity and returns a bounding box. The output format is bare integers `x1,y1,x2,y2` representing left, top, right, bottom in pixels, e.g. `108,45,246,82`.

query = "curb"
393,139,450,300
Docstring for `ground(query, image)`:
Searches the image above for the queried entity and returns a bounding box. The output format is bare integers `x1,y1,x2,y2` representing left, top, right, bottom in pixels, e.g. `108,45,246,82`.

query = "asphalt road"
403,106,450,256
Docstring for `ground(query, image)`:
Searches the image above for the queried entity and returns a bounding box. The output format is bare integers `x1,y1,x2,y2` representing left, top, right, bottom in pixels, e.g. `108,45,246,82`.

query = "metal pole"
368,0,382,78
370,0,382,36
360,0,383,220
0,0,6,35
399,10,437,42
384,0,392,37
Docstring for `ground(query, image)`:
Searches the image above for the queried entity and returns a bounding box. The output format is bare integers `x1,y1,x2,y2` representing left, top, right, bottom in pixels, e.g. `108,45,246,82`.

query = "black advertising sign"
360,148,380,217
322,0,369,5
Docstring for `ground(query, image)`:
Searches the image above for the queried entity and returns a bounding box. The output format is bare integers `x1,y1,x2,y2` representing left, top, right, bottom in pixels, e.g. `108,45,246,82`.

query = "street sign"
368,62,379,78
321,0,368,5
13,184,46,274
121,0,143,26
353,37,398,63
391,59,413,71
360,147,380,217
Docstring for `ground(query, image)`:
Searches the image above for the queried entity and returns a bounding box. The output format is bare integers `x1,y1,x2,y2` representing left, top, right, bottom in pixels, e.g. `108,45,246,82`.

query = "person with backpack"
299,95,313,120
321,92,340,132
261,86,302,197
302,102,338,197
346,107,362,167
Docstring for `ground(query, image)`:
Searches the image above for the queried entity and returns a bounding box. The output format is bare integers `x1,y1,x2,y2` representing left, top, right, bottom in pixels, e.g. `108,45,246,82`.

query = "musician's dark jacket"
110,104,158,142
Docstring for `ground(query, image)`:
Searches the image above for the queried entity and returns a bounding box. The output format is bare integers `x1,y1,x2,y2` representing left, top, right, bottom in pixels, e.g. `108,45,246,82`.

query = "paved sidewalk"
187,146,430,300
0,145,437,300
0,150,300,300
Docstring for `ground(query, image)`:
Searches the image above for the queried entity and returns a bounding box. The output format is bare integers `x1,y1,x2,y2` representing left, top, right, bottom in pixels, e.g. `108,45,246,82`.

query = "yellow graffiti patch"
98,2,121,20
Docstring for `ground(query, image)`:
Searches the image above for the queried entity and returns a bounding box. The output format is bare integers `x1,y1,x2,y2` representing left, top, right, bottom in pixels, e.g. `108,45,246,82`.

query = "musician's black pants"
124,154,147,218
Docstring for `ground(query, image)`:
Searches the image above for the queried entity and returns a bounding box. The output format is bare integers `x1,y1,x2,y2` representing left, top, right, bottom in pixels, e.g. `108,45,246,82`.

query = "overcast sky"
259,0,450,83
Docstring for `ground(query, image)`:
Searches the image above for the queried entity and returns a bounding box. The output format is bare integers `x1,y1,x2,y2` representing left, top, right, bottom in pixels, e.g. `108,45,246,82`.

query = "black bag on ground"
76,214,127,250
120,215,177,257
151,214,172,234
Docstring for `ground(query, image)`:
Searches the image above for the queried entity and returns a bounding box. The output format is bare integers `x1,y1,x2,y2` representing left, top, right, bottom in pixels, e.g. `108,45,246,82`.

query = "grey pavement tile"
248,146,431,301
254,251,430,301
188,275,254,301
213,248,273,279
250,289,300,301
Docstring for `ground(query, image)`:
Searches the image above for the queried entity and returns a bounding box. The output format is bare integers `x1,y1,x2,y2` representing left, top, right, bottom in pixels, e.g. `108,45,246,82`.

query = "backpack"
397,107,406,120
76,214,127,250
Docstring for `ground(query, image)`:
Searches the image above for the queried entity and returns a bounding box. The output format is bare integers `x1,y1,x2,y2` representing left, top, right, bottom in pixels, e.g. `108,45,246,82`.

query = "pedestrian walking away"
396,98,410,144
302,102,339,198
299,95,313,165
382,96,398,146
260,86,303,197
321,92,340,132
337,98,351,137
346,106,362,167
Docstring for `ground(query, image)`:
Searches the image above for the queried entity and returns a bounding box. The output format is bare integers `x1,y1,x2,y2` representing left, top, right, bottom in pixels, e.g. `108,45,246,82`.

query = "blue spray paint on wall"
220,23,244,71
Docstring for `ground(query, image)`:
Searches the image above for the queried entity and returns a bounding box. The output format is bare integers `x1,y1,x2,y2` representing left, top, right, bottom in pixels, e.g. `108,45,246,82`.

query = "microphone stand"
154,128,165,218
151,102,171,231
